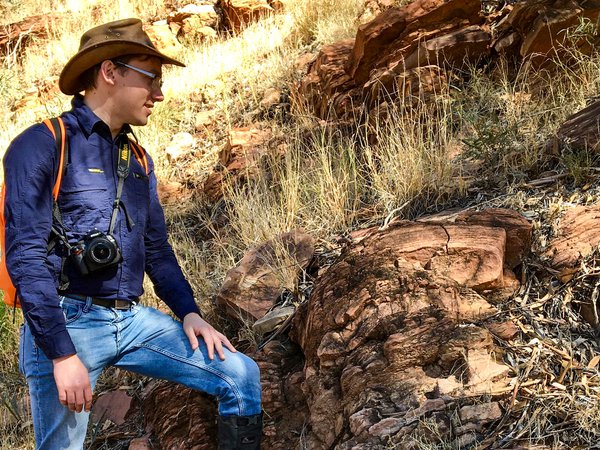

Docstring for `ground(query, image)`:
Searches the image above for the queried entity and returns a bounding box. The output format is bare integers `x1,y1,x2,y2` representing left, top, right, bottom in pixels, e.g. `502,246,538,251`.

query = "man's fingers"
75,390,85,413
84,386,93,412
201,332,216,360
66,391,77,411
185,327,199,350
220,334,237,353
58,389,68,406
214,338,225,361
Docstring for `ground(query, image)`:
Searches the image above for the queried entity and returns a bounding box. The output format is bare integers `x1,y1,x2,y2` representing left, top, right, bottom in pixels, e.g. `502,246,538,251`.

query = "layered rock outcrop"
291,209,529,448
138,208,531,449
298,0,600,119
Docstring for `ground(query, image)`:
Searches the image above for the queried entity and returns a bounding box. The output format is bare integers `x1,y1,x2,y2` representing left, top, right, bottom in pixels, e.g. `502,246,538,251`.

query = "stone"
0,14,60,56
346,0,483,85
195,110,217,130
455,208,532,269
165,132,195,163
368,417,405,436
556,100,600,152
260,88,282,109
290,215,522,448
252,305,295,334
142,382,217,449
11,76,60,114
91,390,132,426
485,320,520,340
221,0,274,31
157,180,192,205
349,408,380,437
216,231,314,321
519,2,600,60
430,224,506,291
544,204,600,271
168,4,219,28
459,402,502,423
295,40,358,119
146,21,182,58
203,125,272,202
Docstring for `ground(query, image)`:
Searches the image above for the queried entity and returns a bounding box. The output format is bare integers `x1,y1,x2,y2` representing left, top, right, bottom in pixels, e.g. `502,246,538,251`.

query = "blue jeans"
19,296,262,450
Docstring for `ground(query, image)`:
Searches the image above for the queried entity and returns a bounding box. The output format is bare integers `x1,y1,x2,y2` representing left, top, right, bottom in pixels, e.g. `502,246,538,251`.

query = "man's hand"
183,312,237,361
52,354,93,413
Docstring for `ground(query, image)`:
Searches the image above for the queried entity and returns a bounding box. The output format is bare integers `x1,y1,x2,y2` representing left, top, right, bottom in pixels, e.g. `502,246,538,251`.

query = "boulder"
203,124,272,202
216,231,315,321
290,218,522,448
167,4,220,41
295,39,358,120
556,100,600,152
145,21,182,58
165,131,195,163
346,0,484,85
221,0,274,31
544,204,600,272
141,381,216,449
298,0,600,120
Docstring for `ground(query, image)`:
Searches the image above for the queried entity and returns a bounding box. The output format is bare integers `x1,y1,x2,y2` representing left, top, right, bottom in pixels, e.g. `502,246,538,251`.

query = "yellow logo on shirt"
87,168,104,173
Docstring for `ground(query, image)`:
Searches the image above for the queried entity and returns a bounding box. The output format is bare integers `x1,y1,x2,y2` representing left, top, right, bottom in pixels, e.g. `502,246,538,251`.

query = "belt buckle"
113,299,131,310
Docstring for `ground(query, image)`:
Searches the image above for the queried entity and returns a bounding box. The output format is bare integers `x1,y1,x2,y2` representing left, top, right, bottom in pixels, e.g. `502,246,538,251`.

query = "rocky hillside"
2,0,600,449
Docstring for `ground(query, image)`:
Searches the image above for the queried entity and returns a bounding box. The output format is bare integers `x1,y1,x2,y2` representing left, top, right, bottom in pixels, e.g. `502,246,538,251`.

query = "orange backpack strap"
129,139,148,175
0,117,67,309
42,117,69,200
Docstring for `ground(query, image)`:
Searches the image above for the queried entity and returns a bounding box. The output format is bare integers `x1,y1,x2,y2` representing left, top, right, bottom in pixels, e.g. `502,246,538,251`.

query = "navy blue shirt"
3,95,200,359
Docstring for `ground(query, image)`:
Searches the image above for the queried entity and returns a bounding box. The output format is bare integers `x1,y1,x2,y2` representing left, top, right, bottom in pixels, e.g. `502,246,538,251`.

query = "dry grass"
2,0,600,448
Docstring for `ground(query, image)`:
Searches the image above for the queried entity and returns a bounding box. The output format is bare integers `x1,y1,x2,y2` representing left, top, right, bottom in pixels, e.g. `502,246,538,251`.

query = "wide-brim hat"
59,18,185,95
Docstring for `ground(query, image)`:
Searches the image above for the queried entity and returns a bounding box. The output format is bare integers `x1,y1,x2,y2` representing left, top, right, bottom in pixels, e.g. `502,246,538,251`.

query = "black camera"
70,230,122,276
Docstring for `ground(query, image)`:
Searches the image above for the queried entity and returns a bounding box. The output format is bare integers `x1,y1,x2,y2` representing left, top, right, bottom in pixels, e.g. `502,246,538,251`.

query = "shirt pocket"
58,168,112,236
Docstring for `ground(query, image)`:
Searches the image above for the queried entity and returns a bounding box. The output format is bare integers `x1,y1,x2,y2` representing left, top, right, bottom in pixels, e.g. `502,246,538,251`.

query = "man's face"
112,56,164,127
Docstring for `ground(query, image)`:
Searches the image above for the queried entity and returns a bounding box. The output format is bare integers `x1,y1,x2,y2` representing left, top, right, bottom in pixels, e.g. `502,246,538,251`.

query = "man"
3,18,262,450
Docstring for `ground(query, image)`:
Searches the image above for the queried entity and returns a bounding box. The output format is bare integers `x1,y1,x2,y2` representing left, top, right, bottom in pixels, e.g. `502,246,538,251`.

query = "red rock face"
0,14,59,56
297,0,600,120
290,218,520,448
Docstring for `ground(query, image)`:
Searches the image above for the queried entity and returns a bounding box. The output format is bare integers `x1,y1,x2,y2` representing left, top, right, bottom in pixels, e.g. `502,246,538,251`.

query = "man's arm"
4,125,76,359
143,158,236,359
4,124,92,412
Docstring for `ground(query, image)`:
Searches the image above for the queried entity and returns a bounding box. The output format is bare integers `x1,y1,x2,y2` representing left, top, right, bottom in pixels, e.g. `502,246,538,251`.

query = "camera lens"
89,240,115,264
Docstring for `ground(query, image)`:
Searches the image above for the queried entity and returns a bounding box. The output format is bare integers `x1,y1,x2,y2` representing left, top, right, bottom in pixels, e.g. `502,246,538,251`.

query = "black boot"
217,413,262,449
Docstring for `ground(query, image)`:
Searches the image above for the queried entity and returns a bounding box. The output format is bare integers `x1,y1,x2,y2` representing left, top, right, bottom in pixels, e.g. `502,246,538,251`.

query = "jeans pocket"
60,298,84,324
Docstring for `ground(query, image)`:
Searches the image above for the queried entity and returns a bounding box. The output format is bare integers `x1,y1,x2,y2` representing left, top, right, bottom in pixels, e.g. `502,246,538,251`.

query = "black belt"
65,294,135,310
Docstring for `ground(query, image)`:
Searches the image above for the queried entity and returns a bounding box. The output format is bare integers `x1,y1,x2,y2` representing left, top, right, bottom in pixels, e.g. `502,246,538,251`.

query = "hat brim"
59,41,185,95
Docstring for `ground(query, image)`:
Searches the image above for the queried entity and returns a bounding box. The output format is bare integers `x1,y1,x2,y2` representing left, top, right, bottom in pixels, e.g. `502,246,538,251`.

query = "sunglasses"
115,61,163,90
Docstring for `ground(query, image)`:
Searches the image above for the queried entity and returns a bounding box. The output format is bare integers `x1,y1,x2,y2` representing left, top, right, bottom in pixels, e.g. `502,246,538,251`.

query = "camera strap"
108,135,135,235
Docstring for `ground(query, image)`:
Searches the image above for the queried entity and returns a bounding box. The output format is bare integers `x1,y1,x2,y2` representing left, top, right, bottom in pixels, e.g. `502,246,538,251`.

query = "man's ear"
99,60,117,87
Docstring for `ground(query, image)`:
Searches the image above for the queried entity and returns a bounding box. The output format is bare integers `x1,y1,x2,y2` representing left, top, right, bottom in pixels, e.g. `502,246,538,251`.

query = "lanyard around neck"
109,135,133,235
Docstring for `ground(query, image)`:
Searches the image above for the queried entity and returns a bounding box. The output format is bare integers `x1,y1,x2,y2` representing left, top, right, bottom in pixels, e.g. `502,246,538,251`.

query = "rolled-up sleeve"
3,124,76,359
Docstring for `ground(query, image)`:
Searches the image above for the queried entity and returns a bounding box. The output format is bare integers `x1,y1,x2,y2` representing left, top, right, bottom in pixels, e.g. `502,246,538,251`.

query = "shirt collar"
70,94,132,139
